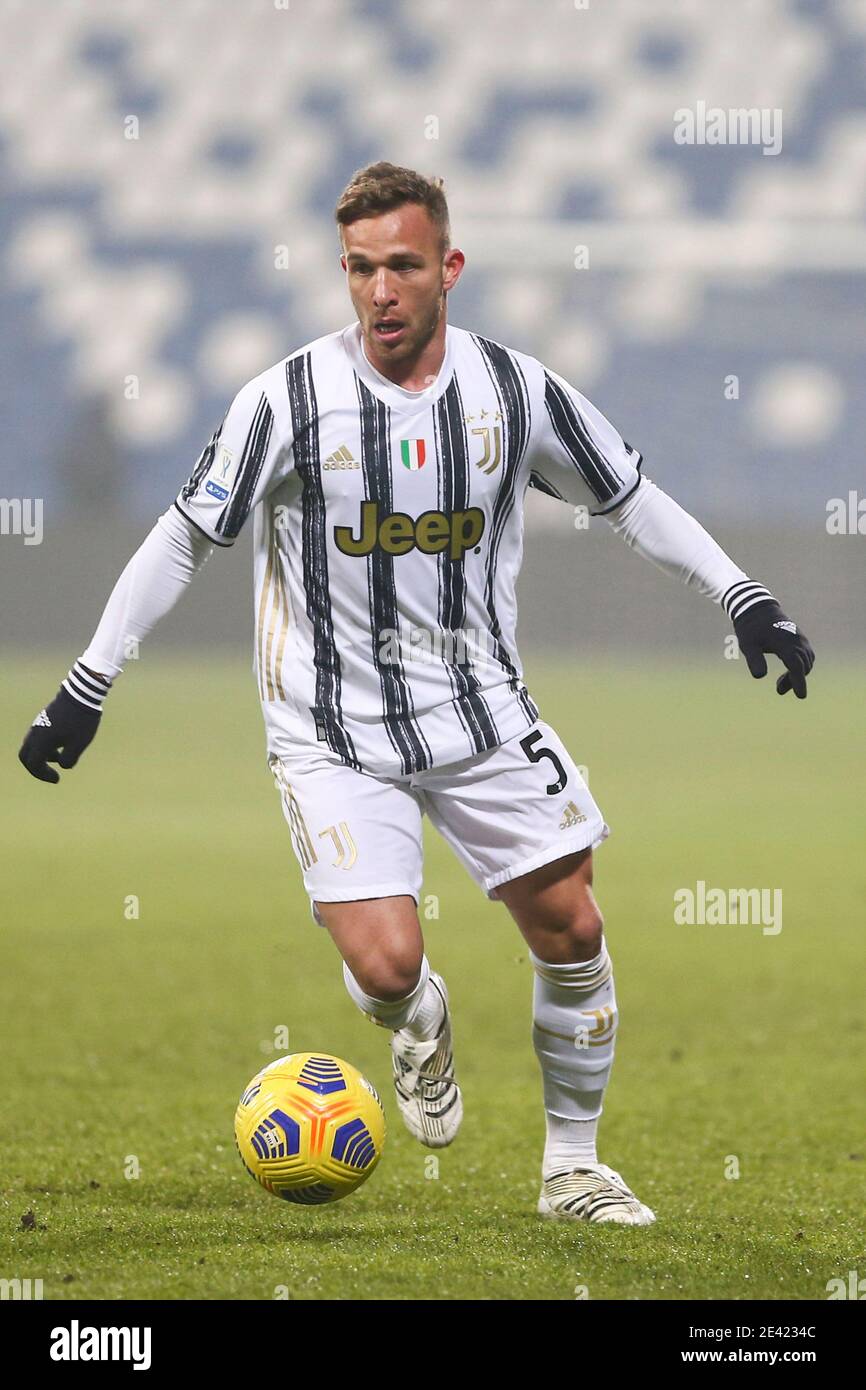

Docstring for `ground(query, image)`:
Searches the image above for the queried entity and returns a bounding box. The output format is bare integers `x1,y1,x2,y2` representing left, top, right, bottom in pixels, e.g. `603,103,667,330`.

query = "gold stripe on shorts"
271,758,317,868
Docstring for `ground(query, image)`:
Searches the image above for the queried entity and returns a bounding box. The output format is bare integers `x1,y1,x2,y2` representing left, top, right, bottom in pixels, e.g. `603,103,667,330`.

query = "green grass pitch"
1,653,862,1301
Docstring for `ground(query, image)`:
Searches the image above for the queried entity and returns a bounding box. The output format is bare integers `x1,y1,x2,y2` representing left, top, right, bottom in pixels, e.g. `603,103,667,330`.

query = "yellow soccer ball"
234,1053,386,1205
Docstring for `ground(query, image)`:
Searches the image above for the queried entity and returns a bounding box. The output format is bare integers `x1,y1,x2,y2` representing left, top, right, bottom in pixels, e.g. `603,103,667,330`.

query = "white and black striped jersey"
175,321,642,775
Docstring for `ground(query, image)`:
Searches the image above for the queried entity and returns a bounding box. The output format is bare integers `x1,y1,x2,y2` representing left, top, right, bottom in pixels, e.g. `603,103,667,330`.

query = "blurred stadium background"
1,0,863,653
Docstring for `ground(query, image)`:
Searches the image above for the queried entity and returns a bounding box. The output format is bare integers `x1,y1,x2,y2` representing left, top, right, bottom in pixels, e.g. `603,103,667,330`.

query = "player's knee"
543,895,604,958
353,948,423,1003
573,899,604,956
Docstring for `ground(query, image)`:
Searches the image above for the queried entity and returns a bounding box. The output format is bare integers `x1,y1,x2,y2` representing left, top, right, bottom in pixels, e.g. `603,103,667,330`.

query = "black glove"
726,586,815,699
19,662,111,783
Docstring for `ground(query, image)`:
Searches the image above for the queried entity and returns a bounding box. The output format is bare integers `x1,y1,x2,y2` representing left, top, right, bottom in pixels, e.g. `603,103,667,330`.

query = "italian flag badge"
400,438,426,470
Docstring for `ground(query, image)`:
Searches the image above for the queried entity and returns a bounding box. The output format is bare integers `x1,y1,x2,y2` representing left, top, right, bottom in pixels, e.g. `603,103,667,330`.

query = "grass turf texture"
1,654,862,1301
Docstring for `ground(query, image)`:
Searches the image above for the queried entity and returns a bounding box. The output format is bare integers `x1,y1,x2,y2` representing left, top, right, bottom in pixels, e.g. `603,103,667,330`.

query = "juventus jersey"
174,322,642,776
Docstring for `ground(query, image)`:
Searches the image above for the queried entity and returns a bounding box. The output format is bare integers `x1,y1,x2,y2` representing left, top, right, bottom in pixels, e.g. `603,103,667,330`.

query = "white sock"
530,942,618,1180
543,1110,601,1176
342,954,442,1036
403,977,445,1041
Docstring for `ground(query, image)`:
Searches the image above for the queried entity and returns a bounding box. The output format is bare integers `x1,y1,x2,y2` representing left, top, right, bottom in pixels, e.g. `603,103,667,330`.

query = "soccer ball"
234,1052,386,1205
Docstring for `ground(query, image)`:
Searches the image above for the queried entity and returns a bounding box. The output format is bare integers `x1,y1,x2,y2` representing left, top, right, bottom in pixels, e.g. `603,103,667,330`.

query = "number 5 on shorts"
519,730,568,795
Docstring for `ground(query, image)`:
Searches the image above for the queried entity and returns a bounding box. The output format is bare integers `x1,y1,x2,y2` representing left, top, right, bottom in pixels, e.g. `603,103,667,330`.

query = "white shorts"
268,720,609,923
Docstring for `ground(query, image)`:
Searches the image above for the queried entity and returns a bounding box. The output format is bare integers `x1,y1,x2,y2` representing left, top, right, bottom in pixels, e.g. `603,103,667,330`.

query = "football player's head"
336,161,465,369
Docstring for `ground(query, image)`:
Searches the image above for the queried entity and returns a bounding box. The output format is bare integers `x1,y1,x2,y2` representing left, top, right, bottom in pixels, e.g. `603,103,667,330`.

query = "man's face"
340,203,464,366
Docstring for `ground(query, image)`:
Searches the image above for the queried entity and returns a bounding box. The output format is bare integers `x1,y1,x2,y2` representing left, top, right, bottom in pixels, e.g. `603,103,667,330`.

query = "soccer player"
19,163,814,1225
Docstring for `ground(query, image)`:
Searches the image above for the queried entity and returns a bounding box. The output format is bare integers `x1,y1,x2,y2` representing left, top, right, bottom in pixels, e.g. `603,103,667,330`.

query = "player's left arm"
603,478,815,698
528,366,815,698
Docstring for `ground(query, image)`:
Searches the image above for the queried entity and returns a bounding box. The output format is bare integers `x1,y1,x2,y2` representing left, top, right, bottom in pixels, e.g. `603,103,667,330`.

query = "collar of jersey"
342,320,455,409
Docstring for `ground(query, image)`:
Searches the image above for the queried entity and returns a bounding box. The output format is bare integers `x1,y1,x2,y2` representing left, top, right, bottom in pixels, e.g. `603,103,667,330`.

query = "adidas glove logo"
773,620,798,635
32,709,52,728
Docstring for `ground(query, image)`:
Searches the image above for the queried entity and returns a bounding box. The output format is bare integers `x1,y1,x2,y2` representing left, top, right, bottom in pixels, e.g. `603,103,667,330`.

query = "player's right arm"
18,374,290,783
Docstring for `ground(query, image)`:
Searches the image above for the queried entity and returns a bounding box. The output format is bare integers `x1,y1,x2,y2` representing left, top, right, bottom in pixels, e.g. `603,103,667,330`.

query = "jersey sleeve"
174,376,290,545
80,506,213,678
528,367,643,515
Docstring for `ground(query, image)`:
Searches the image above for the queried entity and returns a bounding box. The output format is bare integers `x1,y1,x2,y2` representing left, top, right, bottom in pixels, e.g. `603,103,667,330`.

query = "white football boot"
538,1164,656,1226
391,973,463,1148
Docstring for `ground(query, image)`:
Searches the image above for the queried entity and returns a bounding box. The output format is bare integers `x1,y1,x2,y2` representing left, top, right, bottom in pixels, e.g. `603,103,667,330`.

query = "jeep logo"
334,501,485,560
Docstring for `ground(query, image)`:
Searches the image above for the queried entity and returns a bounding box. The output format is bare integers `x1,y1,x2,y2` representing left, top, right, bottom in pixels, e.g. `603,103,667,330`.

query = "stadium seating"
0,0,862,524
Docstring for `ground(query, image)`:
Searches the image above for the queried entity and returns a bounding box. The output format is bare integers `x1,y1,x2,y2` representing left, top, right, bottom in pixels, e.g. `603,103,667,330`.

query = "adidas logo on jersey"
559,801,587,830
334,501,485,560
324,444,360,470
32,709,52,728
